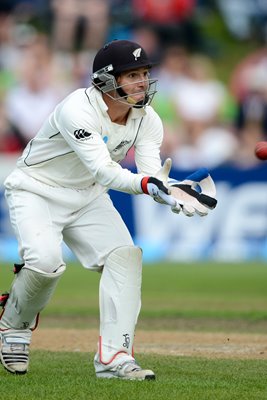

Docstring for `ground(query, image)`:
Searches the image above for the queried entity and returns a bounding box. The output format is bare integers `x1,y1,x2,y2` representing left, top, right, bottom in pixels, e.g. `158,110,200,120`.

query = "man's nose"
137,77,147,87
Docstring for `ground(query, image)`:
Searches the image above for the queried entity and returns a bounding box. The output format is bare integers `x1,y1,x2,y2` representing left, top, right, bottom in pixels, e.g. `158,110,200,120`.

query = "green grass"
1,262,267,332
0,352,267,400
1,262,267,398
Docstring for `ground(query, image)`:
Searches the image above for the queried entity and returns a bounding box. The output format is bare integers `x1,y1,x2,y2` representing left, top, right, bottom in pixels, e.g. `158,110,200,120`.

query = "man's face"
116,67,150,104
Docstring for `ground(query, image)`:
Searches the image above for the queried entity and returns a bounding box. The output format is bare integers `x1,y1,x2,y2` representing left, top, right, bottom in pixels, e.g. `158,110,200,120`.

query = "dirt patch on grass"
32,329,267,359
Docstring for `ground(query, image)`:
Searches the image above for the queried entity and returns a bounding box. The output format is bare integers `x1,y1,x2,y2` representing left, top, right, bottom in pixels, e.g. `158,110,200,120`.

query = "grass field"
1,262,267,399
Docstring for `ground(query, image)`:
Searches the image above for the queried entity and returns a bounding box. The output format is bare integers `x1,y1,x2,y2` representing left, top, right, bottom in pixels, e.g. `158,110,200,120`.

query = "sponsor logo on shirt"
113,140,131,152
74,129,92,140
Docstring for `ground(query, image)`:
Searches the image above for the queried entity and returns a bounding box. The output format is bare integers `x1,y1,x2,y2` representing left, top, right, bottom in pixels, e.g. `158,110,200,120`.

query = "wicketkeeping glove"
170,168,217,217
141,176,176,207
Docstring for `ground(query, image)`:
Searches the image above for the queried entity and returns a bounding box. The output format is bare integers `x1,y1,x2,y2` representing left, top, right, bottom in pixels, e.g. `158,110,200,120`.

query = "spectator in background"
230,47,267,101
51,0,109,52
230,47,267,165
152,45,189,161
172,55,228,128
5,34,67,146
156,45,189,93
132,0,201,51
0,102,22,153
234,65,267,166
217,0,267,43
0,4,28,97
236,65,267,137
169,54,238,169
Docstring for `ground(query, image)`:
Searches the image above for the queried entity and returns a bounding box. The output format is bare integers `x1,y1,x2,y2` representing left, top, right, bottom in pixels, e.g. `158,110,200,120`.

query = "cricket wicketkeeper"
0,40,217,380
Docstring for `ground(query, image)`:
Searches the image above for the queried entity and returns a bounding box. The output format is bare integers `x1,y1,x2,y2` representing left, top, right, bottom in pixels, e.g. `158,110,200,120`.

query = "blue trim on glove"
185,168,209,182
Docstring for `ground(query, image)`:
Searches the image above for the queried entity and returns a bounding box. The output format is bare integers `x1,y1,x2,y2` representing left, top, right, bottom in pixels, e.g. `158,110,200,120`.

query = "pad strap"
172,183,217,209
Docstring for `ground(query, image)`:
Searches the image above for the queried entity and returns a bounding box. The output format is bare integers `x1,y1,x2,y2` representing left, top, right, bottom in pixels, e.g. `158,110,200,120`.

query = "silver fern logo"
113,140,131,152
133,48,142,61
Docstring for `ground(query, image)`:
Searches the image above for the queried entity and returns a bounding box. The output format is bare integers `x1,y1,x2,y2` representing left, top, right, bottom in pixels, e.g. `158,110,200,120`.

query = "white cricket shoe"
0,329,31,374
95,359,156,380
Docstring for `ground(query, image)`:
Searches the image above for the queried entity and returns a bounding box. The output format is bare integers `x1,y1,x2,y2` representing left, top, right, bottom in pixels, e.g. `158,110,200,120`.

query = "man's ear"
115,73,121,82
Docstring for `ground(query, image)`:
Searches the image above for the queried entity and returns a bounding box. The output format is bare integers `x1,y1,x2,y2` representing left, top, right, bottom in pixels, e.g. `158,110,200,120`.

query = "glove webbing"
172,184,217,209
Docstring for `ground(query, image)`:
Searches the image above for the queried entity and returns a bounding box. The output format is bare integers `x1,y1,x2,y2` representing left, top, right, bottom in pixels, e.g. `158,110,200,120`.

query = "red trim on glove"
141,177,150,194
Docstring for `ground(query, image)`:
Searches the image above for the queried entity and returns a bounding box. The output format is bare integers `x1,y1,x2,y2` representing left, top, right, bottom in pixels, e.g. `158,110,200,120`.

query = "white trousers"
4,169,142,366
5,169,133,272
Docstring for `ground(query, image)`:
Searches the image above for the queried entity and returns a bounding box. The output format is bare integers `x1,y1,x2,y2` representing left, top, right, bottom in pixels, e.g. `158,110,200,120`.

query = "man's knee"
104,245,143,283
24,247,63,273
0,264,65,330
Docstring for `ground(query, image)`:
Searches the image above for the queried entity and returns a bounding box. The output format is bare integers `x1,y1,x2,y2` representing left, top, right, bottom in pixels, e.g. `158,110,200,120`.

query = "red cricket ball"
254,141,267,160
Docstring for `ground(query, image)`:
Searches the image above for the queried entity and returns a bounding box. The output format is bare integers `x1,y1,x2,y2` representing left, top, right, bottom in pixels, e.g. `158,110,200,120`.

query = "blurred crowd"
1,0,267,169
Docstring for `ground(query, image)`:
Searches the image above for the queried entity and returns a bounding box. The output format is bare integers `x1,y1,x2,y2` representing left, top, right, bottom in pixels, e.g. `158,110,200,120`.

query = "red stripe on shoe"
99,336,128,365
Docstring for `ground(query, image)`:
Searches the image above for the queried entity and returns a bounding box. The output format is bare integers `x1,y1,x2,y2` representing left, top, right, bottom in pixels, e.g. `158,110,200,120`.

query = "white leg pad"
96,245,142,368
0,264,65,330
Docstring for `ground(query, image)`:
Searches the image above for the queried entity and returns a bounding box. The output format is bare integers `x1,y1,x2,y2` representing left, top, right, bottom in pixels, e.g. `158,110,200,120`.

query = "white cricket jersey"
16,87,164,194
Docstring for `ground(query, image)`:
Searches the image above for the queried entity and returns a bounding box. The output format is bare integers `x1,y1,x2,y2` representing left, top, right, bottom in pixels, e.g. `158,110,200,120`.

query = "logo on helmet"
132,48,142,61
